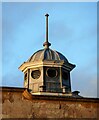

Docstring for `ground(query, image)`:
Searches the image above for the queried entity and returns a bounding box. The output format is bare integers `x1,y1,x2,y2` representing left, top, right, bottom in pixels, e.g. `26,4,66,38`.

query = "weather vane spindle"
43,13,51,48
45,14,49,42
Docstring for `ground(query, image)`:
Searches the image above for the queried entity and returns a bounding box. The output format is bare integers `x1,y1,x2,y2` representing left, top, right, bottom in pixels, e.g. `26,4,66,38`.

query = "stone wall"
1,87,99,119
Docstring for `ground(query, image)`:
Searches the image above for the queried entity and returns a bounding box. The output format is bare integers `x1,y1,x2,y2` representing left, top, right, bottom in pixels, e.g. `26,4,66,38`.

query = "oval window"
47,68,57,78
31,70,41,79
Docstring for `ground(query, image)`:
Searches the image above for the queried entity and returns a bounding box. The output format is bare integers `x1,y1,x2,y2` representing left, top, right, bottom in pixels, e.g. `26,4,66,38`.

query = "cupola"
19,14,76,96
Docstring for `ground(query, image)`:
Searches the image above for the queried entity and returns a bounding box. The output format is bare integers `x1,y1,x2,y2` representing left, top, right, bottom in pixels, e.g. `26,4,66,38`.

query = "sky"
2,2,97,98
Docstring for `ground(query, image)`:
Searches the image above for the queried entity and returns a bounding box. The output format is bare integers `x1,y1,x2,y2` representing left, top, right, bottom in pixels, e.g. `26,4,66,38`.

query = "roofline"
0,86,26,92
0,87,99,102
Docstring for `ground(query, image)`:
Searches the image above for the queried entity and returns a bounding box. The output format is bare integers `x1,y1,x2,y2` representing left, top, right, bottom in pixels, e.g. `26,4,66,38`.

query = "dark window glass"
47,68,57,78
31,70,41,79
62,71,68,80
46,82,60,92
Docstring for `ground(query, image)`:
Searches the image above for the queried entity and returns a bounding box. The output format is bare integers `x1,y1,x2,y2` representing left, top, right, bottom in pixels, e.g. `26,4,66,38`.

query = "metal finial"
45,13,49,17
43,13,51,49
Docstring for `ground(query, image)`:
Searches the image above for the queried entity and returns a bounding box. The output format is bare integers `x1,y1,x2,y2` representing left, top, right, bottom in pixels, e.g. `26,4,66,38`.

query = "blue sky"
2,2,97,97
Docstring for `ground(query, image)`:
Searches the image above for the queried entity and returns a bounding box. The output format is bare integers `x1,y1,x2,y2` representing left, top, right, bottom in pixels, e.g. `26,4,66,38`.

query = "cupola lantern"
19,14,76,96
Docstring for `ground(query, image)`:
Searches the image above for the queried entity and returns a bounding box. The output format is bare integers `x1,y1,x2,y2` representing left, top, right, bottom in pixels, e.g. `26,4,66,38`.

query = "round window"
47,68,57,78
31,70,41,79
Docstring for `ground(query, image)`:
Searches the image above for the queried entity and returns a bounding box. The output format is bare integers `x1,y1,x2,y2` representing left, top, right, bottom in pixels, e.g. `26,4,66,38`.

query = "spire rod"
46,13,49,43
43,13,51,49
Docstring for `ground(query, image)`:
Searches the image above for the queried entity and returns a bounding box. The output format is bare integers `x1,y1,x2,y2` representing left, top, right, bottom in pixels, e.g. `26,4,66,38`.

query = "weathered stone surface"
1,87,99,119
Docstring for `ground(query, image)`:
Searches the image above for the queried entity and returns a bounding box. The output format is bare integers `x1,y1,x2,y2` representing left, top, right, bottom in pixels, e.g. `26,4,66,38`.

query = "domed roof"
27,48,68,63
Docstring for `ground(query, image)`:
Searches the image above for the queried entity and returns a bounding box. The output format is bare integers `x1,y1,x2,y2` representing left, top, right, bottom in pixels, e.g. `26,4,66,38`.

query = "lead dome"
27,48,68,63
